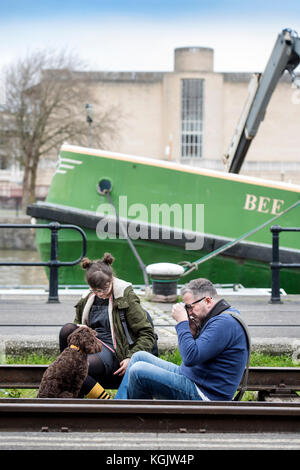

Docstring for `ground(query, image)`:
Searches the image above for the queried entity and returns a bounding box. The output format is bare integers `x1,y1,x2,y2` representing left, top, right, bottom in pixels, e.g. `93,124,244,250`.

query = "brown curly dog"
37,326,102,398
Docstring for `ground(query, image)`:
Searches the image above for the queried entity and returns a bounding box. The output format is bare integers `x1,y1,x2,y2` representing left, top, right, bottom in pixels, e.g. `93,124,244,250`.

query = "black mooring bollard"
146,263,184,303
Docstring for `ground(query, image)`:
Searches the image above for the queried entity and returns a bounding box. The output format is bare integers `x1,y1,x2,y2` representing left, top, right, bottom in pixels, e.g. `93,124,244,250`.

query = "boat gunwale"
60,144,300,194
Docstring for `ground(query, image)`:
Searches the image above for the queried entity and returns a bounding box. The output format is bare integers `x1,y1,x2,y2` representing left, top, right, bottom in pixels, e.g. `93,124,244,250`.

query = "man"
114,278,249,401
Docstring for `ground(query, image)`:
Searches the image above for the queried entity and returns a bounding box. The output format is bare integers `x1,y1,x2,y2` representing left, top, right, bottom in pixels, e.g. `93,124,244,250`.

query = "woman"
59,252,156,399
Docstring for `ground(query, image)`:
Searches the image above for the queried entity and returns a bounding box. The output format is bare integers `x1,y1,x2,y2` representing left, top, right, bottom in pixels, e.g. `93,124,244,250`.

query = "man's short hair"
181,278,218,299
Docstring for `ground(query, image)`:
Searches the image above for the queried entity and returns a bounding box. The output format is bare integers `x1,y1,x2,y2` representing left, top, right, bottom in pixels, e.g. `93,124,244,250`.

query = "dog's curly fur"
37,326,102,398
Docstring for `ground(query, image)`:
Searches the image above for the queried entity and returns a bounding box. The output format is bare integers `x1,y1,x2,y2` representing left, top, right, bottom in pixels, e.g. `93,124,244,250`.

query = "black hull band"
26,203,300,265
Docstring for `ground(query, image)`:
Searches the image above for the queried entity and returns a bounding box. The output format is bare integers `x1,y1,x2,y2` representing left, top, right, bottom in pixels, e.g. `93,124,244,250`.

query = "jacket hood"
113,277,132,299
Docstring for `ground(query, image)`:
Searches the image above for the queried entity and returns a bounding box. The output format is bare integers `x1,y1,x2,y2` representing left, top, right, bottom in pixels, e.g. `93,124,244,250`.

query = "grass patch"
249,351,297,367
4,349,299,369
160,349,298,368
0,388,37,399
159,348,182,366
5,353,57,365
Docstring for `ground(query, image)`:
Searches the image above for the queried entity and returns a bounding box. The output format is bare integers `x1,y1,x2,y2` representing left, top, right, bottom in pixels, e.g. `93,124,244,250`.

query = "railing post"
270,225,282,304
0,222,87,303
47,222,60,304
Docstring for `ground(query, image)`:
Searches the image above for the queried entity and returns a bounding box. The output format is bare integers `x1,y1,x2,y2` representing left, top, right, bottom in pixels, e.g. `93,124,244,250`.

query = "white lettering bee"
244,194,284,215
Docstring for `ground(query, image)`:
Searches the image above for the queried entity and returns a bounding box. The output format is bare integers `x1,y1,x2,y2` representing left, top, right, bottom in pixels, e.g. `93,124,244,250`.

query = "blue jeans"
114,351,202,400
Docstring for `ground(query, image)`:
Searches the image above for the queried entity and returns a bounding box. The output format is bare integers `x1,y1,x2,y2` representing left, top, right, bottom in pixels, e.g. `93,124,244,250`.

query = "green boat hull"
27,145,300,293
33,224,299,292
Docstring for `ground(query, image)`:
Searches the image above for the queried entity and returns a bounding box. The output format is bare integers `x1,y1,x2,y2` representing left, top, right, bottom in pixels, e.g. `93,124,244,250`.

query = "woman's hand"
113,358,130,376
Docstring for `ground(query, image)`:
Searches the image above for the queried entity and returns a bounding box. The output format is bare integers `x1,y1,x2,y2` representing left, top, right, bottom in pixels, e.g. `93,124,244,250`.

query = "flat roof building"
79,45,300,184
1,44,300,206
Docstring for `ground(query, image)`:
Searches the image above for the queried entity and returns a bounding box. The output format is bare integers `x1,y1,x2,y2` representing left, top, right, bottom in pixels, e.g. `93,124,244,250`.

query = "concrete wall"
90,79,164,159
26,47,300,189
0,217,36,250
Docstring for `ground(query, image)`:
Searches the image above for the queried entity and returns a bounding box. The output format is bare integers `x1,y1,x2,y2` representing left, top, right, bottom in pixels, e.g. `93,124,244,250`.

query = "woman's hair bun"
81,257,93,270
102,252,114,265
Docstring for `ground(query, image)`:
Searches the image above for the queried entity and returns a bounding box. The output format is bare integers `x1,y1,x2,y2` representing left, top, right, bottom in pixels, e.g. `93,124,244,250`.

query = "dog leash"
96,337,116,354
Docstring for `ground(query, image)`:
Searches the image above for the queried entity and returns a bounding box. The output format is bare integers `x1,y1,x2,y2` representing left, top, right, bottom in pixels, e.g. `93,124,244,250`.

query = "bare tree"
0,48,119,209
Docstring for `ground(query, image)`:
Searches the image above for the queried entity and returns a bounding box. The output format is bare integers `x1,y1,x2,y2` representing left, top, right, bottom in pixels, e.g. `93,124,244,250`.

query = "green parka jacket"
74,277,155,363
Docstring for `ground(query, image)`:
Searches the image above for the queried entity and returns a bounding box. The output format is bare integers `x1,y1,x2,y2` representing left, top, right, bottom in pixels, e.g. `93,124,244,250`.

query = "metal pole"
85,104,93,148
89,122,92,147
270,225,282,304
47,222,60,303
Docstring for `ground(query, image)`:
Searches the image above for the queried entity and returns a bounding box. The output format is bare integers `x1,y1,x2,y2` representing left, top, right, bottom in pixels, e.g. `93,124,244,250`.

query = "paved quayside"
0,286,299,361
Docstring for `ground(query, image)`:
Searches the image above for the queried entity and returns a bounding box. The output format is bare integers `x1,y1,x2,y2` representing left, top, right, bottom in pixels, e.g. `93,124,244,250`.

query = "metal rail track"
0,398,300,433
0,365,299,433
1,364,300,394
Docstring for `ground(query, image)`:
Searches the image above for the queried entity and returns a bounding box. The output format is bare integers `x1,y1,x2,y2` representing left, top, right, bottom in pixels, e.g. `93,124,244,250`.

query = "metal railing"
270,225,300,303
0,222,87,303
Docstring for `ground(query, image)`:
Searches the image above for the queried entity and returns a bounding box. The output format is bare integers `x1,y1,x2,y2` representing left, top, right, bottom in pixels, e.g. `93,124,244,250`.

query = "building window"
181,79,204,158
0,155,8,170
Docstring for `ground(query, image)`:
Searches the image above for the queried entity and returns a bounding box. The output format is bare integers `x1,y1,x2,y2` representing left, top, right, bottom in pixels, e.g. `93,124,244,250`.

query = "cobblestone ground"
141,298,178,349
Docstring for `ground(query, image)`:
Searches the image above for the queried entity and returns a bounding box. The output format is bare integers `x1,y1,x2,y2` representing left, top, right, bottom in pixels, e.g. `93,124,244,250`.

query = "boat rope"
103,191,150,291
179,199,300,277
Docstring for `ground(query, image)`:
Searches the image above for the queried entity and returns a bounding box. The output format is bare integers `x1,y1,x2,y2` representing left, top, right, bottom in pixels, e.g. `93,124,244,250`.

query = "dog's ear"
67,326,89,348
67,328,76,347
68,327,101,354
82,328,102,354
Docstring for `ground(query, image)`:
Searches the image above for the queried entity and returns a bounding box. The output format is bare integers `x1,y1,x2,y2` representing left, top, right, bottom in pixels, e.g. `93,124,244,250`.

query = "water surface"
0,249,48,286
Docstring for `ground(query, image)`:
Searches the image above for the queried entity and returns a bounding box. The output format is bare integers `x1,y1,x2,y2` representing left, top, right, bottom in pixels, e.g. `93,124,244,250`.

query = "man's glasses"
184,296,207,313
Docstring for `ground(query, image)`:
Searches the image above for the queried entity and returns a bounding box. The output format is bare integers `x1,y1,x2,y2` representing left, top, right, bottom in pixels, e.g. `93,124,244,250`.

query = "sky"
0,0,300,74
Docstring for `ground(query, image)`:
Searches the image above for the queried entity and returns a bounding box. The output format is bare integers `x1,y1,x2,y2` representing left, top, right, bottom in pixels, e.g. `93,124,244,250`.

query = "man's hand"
113,358,130,376
172,303,188,323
